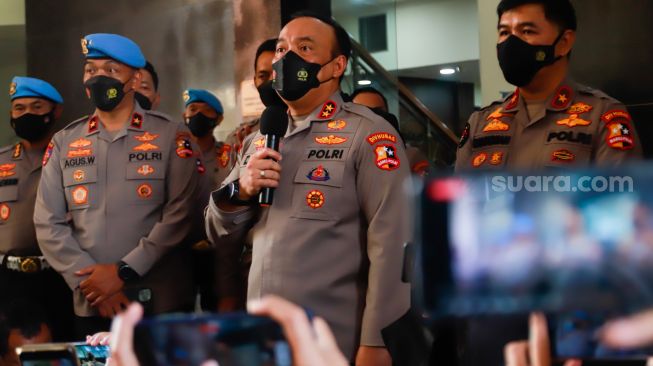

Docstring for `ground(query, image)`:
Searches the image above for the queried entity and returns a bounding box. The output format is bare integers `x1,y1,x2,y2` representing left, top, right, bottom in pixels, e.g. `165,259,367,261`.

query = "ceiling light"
357,79,372,86
439,68,457,75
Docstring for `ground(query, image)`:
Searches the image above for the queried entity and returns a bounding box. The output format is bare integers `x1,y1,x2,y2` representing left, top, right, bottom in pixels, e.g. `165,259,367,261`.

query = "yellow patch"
483,119,510,132
315,135,348,145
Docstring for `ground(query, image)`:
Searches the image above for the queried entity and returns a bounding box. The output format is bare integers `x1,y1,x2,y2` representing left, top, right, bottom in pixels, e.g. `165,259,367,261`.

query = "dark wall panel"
571,0,653,157
25,0,238,133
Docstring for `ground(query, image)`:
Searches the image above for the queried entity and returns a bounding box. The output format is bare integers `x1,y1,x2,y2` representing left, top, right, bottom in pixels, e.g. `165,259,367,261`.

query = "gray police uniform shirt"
205,92,412,359
455,77,642,171
0,143,43,256
35,104,199,316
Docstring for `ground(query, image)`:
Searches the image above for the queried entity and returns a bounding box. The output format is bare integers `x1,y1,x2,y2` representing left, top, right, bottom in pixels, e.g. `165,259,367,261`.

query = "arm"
356,123,412,349
35,136,97,290
121,126,200,275
454,119,473,172
594,103,643,166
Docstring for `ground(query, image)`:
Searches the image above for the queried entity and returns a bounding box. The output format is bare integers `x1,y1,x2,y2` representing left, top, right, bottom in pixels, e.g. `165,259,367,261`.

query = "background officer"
206,13,410,365
0,76,73,341
217,38,281,313
456,0,641,172
181,88,229,310
135,61,160,111
35,33,199,337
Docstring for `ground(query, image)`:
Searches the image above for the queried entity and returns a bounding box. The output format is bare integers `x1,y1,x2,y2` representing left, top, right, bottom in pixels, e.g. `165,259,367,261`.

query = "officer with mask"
34,33,199,337
181,88,227,310
182,89,228,188
134,61,160,111
217,38,283,313
206,12,410,365
0,76,73,341
456,0,641,172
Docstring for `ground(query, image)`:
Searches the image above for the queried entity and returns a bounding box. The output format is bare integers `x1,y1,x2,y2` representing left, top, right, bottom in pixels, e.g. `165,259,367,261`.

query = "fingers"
599,309,653,349
504,341,529,366
312,317,340,354
563,360,582,366
109,303,144,366
529,312,551,366
247,295,316,363
251,148,282,163
87,332,111,346
75,266,95,276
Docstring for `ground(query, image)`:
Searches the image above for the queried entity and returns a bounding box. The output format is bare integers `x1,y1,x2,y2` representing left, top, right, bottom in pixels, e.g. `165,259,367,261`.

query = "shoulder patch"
63,115,90,131
144,110,173,122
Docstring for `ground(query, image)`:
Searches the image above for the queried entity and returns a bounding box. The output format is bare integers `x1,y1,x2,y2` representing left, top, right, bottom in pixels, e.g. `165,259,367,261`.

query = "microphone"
258,104,289,206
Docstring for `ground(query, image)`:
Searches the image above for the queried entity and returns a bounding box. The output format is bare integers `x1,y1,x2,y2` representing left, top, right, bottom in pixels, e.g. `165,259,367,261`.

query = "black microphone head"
260,104,289,137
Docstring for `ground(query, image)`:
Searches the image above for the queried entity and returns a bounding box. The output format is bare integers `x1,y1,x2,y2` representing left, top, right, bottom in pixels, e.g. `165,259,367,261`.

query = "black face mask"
186,112,217,138
497,33,564,87
10,111,54,142
272,50,336,101
84,75,129,111
257,80,285,107
135,92,153,110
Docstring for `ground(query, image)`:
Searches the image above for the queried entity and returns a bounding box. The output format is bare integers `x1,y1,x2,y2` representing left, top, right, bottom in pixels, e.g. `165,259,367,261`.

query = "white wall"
335,0,478,71
477,0,513,105
396,0,479,70
0,0,24,26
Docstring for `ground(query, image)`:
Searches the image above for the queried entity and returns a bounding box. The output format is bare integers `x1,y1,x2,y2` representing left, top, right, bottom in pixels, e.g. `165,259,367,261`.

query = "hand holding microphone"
239,105,288,206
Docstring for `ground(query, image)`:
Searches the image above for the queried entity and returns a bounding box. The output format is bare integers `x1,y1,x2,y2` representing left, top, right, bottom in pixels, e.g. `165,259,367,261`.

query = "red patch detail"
605,120,635,151
551,149,575,162
88,116,98,133
218,144,232,168
176,138,193,158
601,110,632,124
367,132,397,145
317,100,337,119
374,144,400,171
0,203,10,221
551,85,573,109
137,183,153,198
505,89,520,111
196,159,206,174
306,190,325,209
43,141,54,166
131,113,143,129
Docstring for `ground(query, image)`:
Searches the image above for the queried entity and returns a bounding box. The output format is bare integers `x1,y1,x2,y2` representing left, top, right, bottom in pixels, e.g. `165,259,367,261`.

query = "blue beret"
183,89,224,115
9,76,63,104
82,33,146,69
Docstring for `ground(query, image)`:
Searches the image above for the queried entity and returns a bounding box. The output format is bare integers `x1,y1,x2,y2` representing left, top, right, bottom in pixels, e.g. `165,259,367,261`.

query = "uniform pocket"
0,184,18,224
290,161,345,221
125,162,165,205
63,165,98,210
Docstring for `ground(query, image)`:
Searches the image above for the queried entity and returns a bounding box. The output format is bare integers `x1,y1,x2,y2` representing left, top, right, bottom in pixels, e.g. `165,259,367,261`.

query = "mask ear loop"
550,31,568,63
317,55,343,85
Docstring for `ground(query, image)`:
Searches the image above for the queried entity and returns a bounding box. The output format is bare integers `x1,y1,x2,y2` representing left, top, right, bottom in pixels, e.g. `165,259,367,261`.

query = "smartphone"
72,342,110,365
17,343,78,366
134,312,292,366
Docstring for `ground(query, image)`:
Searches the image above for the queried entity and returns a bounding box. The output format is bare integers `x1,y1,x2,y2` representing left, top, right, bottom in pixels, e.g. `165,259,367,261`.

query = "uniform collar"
86,104,145,137
502,76,577,114
287,92,344,138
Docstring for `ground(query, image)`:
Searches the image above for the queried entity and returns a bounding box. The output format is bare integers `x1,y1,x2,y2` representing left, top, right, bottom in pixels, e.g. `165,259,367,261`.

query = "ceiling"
331,0,447,12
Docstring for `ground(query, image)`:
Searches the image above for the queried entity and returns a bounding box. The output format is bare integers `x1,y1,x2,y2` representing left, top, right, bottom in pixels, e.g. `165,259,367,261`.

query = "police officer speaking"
456,0,642,171
205,13,410,366
34,33,199,336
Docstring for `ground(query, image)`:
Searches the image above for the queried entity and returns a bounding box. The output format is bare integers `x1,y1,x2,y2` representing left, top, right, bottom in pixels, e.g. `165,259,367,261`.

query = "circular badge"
72,186,88,205
306,190,325,209
0,203,10,221
137,183,153,198
73,169,85,182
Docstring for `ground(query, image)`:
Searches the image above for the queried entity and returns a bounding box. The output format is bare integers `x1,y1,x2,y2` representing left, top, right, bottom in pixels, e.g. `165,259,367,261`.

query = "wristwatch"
117,261,140,282
223,180,255,206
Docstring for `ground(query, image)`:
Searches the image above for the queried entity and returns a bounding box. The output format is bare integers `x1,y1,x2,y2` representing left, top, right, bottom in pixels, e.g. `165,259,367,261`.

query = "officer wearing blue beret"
35,33,200,336
0,76,74,341
181,88,233,311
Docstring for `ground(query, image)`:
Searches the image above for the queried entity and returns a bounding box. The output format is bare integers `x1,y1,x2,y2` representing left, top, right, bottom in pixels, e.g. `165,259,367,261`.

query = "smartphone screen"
134,313,292,366
72,343,110,365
